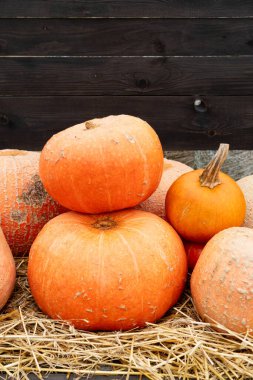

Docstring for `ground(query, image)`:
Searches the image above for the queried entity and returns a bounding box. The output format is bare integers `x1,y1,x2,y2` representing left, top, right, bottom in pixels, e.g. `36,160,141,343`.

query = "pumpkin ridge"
116,230,144,318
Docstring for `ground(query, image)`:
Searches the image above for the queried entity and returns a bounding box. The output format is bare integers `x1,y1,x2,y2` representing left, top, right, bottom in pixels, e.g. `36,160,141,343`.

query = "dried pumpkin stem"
85,120,100,130
199,143,229,189
92,216,117,230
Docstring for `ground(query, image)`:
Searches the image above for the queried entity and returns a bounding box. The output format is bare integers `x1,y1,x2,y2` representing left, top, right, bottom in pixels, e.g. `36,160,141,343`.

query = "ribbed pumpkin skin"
0,227,16,309
166,169,246,243
28,210,187,331
137,159,192,219
0,150,65,255
237,175,253,228
191,227,253,333
39,115,164,214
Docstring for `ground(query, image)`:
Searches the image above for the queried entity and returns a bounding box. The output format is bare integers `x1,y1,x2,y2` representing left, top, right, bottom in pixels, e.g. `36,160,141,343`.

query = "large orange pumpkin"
28,209,187,331
0,227,16,309
137,158,192,219
191,227,253,333
166,144,246,243
0,150,65,255
39,115,164,214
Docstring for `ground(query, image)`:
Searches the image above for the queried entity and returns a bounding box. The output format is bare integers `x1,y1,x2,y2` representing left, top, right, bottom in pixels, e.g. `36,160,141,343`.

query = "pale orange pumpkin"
237,175,253,228
191,227,253,333
137,158,192,219
39,115,164,214
0,150,65,255
166,144,246,243
0,227,16,309
28,209,187,331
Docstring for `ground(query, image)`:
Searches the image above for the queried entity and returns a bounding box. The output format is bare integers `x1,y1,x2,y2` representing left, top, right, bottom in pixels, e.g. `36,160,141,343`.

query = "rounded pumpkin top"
0,149,29,156
39,115,164,214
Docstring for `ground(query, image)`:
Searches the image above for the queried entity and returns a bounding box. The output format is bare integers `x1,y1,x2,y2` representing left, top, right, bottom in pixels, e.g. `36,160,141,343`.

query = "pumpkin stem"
85,120,100,130
92,216,117,230
199,143,229,189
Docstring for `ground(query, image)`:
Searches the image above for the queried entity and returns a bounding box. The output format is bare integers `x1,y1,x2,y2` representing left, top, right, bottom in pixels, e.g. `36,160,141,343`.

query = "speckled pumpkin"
237,175,253,228
0,227,16,309
28,209,187,331
191,227,253,333
39,115,164,214
0,150,65,255
137,158,192,219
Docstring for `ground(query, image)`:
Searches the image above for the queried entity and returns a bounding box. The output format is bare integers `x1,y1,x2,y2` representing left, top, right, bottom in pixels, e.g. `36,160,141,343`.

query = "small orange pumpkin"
39,115,164,214
0,227,16,309
191,227,253,333
0,150,65,255
165,144,246,243
28,209,187,331
137,158,192,219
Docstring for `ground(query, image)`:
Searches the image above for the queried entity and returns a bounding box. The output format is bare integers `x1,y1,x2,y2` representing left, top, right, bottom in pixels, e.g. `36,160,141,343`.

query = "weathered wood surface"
168,151,253,180
1,57,253,96
2,19,253,56
1,1,253,150
1,0,253,18
0,96,252,150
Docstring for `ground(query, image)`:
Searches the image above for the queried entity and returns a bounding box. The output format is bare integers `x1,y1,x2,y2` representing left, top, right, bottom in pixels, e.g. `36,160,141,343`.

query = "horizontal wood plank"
2,0,253,18
0,96,252,150
2,19,253,56
1,57,253,96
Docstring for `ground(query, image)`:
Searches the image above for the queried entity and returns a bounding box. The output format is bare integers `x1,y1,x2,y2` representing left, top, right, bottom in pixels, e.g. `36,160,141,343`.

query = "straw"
1,258,253,379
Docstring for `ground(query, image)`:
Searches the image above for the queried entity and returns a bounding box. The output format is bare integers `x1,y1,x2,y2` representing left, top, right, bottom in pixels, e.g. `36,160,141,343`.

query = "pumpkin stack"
28,115,187,331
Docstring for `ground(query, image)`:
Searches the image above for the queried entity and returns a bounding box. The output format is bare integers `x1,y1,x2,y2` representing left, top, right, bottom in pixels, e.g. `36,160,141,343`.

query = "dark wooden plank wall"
0,0,253,150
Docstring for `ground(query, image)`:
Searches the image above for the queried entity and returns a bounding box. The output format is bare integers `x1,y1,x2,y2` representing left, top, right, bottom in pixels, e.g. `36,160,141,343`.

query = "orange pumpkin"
191,227,253,333
137,158,192,219
0,150,65,255
28,209,187,331
237,175,253,228
0,227,16,309
165,144,246,243
39,115,164,214
183,241,205,272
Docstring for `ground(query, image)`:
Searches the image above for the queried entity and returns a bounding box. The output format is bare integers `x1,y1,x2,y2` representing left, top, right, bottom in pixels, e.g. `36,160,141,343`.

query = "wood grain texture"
1,57,253,96
0,96,252,150
194,150,253,180
2,19,253,56
1,0,253,18
167,151,253,180
165,151,196,168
